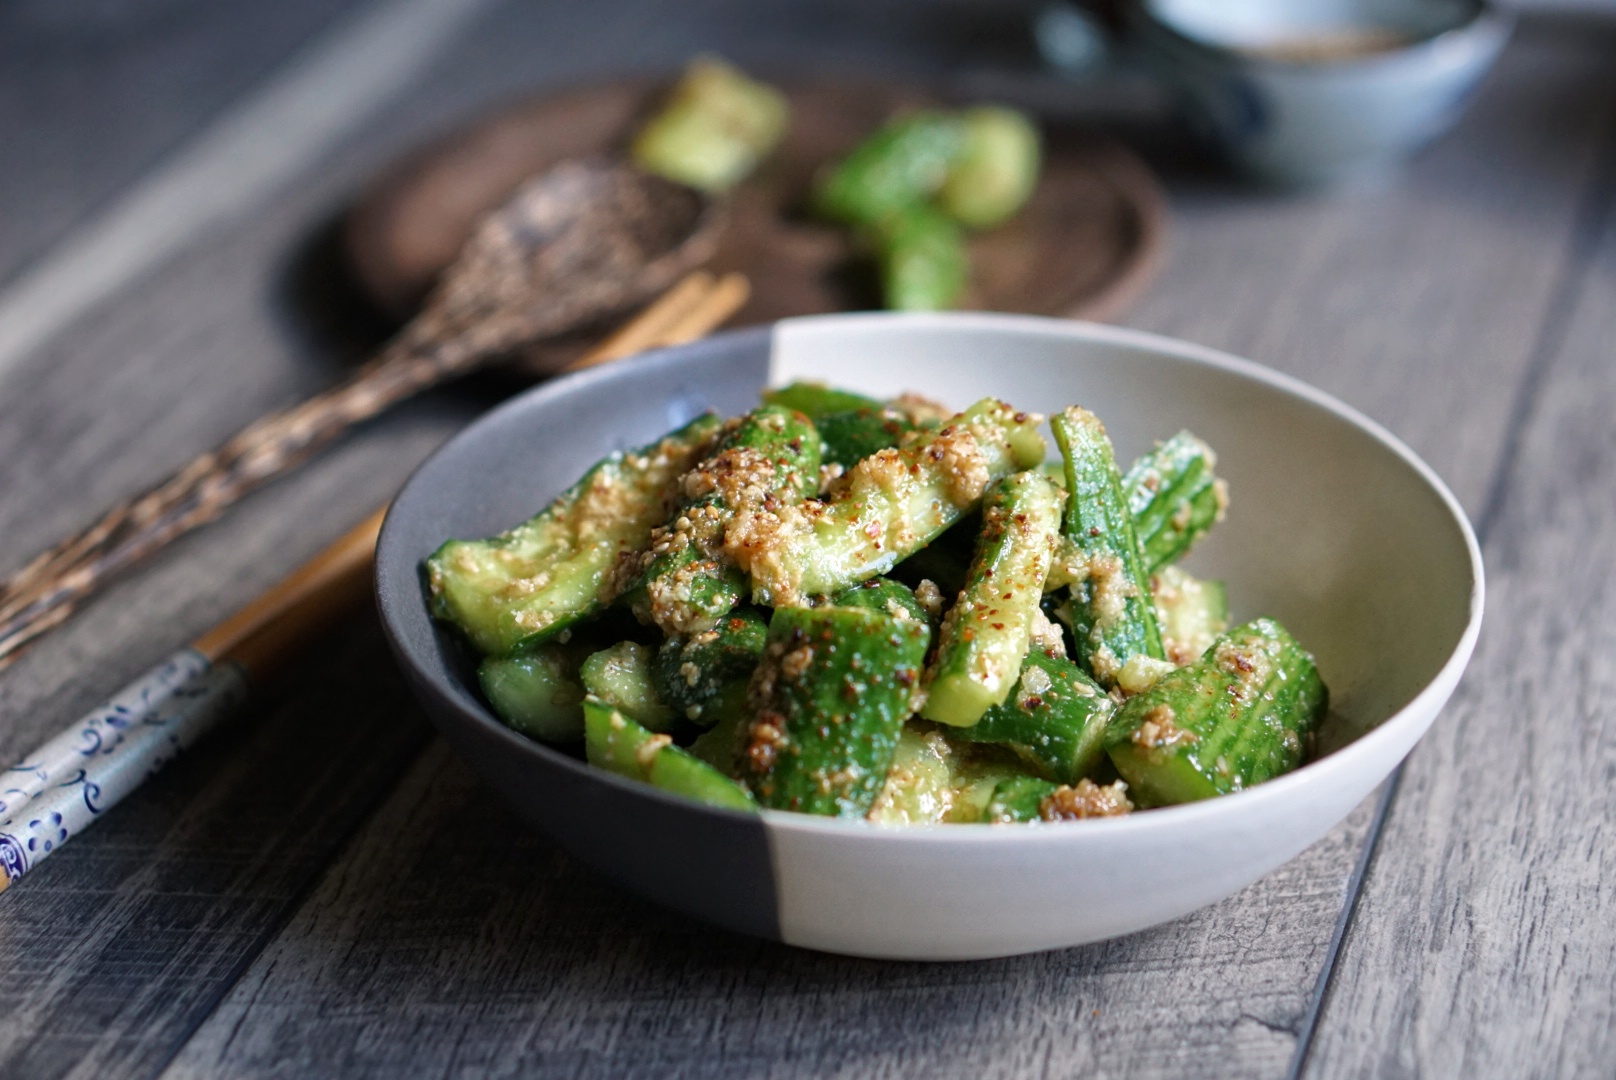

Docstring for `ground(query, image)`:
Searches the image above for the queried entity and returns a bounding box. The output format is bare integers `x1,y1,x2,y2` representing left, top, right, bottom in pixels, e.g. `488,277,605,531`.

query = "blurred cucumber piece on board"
937,106,1042,228
630,57,790,193
478,647,586,743
1105,618,1327,806
870,205,969,311
813,110,966,225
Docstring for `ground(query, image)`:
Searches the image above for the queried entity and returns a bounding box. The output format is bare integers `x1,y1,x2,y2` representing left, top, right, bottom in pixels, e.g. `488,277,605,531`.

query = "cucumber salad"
425,383,1328,823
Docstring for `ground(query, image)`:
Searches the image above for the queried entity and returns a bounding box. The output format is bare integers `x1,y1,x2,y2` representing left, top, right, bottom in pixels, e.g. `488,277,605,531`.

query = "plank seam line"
1472,86,1616,544
142,725,438,1080
0,0,500,393
1285,79,1616,1080
1283,768,1403,1080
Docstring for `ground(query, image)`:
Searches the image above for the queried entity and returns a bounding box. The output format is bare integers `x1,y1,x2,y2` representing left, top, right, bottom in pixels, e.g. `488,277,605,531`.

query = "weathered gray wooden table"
1,2,1612,1077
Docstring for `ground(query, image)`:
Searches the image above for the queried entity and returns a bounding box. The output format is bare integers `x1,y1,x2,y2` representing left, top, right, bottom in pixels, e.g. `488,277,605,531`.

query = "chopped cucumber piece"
867,725,959,826
1050,406,1164,686
742,605,930,816
426,414,722,656
1153,565,1229,666
647,749,758,811
579,641,677,732
625,405,821,635
869,204,968,311
629,58,789,193
478,647,586,743
1106,618,1327,805
741,399,1046,606
812,110,966,225
937,105,1041,229
762,382,883,418
923,470,1065,727
948,649,1115,783
653,605,768,724
815,406,917,468
1124,431,1227,574
584,697,672,783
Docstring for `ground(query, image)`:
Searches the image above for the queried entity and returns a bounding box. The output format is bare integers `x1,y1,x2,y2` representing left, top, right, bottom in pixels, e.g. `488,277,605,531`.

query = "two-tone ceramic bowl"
376,313,1483,960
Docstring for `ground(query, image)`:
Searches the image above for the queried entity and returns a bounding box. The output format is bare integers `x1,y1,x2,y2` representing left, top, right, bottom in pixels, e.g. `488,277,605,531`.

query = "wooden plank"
150,18,1616,1080
0,0,371,287
0,618,431,1080
1300,74,1616,1079
159,741,1379,1080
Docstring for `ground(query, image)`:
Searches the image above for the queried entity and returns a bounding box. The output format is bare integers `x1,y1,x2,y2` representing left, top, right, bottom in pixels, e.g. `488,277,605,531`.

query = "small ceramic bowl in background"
376,314,1484,959
1038,0,1513,186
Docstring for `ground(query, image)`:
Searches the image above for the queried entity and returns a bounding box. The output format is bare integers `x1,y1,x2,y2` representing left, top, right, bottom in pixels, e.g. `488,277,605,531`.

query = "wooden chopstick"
0,271,750,894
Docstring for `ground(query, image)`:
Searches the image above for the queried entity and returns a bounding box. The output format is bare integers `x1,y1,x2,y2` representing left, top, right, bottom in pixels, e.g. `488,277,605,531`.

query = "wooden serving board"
345,78,1167,347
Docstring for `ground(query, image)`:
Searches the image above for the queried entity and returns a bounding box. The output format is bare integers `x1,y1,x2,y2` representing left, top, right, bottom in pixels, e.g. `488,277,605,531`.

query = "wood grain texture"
159,741,1379,1080
0,618,430,1080
1301,59,1616,1080
1122,21,1616,517
0,3,1610,1079
0,0,373,288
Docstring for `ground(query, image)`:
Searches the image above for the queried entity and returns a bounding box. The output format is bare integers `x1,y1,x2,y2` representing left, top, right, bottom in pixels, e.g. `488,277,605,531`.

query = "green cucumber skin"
745,399,1046,606
742,605,931,817
833,577,934,628
812,111,966,226
628,58,789,194
631,405,821,634
923,471,1065,727
1124,431,1226,574
1152,565,1229,667
762,382,884,418
647,749,759,811
1105,618,1328,805
949,649,1115,784
583,698,758,810
1051,407,1164,686
871,205,968,312
816,407,917,468
478,648,587,743
982,775,1061,823
426,413,723,657
583,698,671,783
652,605,768,722
579,641,677,732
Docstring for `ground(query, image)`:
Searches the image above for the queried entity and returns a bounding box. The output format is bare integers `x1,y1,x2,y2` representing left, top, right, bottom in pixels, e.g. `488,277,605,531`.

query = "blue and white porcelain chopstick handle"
0,649,249,890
